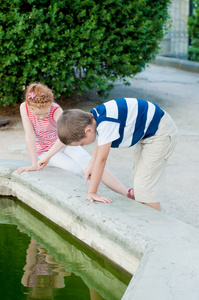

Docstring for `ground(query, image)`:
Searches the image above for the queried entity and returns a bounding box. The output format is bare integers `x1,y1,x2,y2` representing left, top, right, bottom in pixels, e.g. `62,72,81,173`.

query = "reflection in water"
22,239,71,299
0,197,131,300
21,238,105,300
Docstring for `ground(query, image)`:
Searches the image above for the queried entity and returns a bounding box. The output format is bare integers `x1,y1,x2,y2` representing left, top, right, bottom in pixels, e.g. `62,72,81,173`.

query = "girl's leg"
47,149,84,177
64,146,132,198
63,145,91,170
101,168,129,197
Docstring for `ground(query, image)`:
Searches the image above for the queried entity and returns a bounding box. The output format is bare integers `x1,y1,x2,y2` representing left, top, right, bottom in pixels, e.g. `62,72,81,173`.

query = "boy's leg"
144,202,161,211
132,139,168,209
132,112,178,209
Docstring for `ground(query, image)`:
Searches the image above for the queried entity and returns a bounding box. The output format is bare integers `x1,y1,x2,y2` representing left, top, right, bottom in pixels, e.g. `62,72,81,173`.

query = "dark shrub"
0,0,171,106
188,2,199,62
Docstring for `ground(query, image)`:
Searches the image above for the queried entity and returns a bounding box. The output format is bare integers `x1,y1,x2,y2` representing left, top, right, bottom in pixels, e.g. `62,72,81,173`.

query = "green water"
0,197,132,300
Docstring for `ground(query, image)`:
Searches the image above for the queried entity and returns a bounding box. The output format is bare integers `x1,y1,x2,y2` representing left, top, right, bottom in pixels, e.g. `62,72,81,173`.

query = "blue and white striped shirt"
91,98,163,148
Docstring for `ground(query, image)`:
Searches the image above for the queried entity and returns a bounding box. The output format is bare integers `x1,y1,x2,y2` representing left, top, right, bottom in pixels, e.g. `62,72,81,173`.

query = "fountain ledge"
1,159,199,300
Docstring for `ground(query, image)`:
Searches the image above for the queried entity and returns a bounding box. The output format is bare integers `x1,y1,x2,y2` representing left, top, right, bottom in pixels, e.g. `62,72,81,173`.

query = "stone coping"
151,55,199,73
1,159,199,300
152,55,199,73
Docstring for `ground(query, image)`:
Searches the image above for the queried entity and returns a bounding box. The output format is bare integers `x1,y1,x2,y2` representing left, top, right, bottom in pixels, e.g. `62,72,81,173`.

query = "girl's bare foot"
127,188,135,200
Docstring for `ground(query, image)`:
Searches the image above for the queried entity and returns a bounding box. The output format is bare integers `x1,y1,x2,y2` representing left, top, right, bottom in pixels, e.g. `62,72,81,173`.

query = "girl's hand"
37,157,49,170
87,193,112,203
17,165,37,174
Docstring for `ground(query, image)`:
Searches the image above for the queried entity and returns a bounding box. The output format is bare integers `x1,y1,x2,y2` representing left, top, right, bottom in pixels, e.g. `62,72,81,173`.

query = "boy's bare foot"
145,202,161,211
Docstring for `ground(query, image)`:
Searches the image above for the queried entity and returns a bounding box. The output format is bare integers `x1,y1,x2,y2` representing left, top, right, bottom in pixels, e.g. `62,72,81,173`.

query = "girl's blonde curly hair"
25,82,54,109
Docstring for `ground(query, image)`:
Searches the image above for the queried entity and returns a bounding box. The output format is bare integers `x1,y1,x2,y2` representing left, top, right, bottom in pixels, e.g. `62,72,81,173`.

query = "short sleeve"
97,121,120,146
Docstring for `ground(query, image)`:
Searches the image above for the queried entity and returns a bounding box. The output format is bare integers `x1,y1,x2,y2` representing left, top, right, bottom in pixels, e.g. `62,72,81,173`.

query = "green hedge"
188,2,199,62
0,0,171,106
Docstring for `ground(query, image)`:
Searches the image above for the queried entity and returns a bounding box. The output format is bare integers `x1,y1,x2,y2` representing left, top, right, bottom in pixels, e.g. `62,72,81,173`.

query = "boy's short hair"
57,109,93,145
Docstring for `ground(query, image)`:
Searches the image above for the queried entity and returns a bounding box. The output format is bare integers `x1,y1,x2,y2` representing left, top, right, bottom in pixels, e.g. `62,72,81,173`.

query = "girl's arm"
37,107,65,170
37,138,65,169
87,142,112,203
17,102,38,174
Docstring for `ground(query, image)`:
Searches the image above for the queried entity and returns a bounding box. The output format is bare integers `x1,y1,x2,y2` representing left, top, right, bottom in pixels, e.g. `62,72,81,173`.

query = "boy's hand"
37,158,49,170
84,165,92,184
87,193,112,203
17,165,37,174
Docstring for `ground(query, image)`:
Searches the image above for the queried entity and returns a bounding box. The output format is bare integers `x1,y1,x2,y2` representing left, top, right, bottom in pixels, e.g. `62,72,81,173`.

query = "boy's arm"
84,144,98,184
17,103,38,174
87,142,112,203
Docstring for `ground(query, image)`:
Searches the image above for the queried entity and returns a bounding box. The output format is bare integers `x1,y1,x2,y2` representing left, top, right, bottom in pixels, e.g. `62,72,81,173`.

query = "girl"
17,83,134,202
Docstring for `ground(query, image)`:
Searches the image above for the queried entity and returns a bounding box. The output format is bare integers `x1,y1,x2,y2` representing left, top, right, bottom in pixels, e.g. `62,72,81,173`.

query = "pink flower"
28,93,36,99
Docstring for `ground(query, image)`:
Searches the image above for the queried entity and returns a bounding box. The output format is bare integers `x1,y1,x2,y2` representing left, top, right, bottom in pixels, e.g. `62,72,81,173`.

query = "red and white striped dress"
25,101,60,156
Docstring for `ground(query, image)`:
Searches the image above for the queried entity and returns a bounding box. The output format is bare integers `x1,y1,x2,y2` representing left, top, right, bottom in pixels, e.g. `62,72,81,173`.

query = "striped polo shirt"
25,102,60,155
90,98,164,148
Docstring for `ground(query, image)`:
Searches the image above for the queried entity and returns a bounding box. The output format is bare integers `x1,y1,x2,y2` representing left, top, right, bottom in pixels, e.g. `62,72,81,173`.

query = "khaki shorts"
132,112,179,203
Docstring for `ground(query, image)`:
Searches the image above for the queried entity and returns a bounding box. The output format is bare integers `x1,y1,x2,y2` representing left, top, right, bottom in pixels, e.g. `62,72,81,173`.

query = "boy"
55,98,178,210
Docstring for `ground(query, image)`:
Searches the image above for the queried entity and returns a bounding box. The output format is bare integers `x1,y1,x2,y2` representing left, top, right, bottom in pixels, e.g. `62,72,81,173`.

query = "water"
0,197,132,300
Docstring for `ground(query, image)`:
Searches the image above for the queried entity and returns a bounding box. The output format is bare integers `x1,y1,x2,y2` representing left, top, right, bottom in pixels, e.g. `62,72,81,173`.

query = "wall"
160,0,189,59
